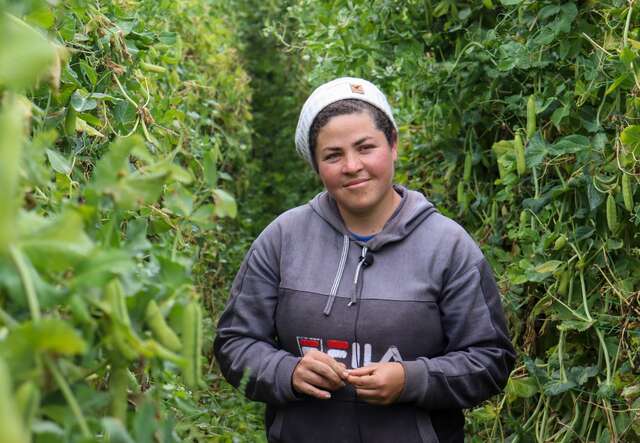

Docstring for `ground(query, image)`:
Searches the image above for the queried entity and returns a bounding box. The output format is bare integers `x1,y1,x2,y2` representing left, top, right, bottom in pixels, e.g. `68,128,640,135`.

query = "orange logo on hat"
350,83,364,94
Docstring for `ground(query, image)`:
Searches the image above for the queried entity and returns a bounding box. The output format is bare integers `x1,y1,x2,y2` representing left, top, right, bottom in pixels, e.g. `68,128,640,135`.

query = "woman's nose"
342,151,363,173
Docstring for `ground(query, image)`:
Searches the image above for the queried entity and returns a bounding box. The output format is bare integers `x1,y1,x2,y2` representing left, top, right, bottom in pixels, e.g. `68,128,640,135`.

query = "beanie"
294,77,397,168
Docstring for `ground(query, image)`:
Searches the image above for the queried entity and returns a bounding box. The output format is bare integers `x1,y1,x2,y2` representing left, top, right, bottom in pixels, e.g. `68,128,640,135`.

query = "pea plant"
0,0,258,441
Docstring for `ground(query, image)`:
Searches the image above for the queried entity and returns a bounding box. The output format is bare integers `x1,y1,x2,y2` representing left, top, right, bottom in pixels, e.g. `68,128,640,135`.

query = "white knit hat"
295,77,397,169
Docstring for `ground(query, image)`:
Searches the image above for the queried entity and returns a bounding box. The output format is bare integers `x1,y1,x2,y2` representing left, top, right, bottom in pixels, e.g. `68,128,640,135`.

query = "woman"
214,77,515,443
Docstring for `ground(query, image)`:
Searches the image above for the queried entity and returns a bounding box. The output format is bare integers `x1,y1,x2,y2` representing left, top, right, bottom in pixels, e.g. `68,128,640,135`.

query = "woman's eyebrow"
353,136,372,147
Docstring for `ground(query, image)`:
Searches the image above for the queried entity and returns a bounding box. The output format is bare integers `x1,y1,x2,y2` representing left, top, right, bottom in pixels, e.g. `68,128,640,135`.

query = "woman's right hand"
292,349,349,399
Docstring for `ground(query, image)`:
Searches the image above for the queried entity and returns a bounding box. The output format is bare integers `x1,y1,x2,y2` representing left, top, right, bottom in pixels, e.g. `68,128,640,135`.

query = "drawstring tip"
348,300,357,307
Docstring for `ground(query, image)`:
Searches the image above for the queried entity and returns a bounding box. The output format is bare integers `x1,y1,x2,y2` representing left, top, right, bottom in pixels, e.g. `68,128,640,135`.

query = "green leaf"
0,96,24,252
164,184,194,216
534,260,563,274
79,60,97,86
550,104,570,130
70,89,98,112
158,32,178,45
557,3,578,33
557,319,594,331
621,125,640,156
3,318,86,359
550,134,590,155
92,136,168,209
0,14,56,90
587,180,605,210
568,366,599,385
605,73,630,96
72,249,134,291
506,377,538,400
189,204,215,229
212,188,237,218
544,379,576,396
132,398,157,443
19,210,94,273
45,149,72,175
102,417,136,443
25,7,56,29
525,134,549,168
203,149,219,188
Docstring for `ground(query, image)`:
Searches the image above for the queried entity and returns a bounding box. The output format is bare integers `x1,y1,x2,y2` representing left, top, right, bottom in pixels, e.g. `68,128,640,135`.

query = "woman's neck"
338,187,402,236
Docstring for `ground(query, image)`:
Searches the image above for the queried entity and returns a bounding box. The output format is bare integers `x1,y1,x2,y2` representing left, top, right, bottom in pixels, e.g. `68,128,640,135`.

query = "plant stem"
44,355,91,438
9,245,41,322
595,328,612,384
579,270,593,322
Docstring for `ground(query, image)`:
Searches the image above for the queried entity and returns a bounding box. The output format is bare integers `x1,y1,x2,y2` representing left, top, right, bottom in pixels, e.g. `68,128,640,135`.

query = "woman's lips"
344,178,370,188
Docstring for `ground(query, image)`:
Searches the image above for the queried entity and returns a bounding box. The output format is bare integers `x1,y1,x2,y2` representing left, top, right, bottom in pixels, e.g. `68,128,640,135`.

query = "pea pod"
606,193,618,232
182,300,203,388
622,174,634,212
140,61,167,74
0,357,29,443
490,201,498,225
106,279,130,327
69,294,94,326
514,132,526,176
110,363,129,423
558,270,571,296
457,182,468,213
554,234,567,251
519,210,529,228
106,279,138,360
64,106,76,136
145,300,182,352
111,326,139,361
527,94,536,139
15,380,40,431
463,151,472,183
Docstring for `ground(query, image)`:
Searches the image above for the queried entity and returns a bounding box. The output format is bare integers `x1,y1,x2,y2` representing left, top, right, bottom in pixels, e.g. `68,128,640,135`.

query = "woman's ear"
391,129,398,161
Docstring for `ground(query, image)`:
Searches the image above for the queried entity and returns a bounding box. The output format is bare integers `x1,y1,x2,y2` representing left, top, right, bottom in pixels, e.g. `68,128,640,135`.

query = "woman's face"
314,111,397,219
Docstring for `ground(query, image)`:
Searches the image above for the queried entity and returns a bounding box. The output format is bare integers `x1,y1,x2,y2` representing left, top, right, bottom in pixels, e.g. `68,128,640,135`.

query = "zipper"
349,246,368,307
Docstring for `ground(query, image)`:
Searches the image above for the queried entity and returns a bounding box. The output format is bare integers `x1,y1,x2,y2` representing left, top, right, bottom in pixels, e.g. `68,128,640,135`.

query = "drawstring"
323,235,350,316
349,246,368,306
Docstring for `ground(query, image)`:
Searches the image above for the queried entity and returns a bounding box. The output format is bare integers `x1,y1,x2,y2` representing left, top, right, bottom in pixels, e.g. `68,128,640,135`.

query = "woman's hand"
292,349,349,399
346,362,405,405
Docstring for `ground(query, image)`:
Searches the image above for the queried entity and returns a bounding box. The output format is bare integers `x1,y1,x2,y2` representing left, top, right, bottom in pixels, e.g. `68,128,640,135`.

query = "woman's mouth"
344,178,370,188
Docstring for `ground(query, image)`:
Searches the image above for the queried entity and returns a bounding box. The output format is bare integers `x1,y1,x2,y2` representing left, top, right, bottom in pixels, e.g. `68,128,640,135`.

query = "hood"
308,184,437,251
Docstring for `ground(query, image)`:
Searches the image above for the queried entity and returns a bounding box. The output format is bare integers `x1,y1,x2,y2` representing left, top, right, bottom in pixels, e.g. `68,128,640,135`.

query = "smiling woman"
214,77,516,443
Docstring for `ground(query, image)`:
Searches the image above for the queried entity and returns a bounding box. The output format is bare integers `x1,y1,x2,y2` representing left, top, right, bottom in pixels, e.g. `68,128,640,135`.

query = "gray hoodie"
214,185,515,443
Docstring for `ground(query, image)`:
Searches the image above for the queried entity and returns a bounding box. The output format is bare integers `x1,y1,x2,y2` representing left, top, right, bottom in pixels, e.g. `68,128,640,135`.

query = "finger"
308,351,349,379
307,360,346,387
347,366,377,377
348,374,379,389
298,382,332,400
355,388,384,404
327,360,349,380
303,370,344,391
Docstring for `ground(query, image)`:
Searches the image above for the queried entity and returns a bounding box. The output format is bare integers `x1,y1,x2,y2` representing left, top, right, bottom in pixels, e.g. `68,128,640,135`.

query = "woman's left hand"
346,362,405,405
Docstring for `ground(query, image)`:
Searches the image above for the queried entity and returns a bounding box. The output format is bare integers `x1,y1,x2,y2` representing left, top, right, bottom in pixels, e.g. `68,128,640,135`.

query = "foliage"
231,0,320,235
0,0,263,440
268,0,640,441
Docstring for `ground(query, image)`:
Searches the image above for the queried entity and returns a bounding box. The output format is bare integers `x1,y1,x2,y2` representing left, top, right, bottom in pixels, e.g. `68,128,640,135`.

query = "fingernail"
324,392,331,399
342,371,349,378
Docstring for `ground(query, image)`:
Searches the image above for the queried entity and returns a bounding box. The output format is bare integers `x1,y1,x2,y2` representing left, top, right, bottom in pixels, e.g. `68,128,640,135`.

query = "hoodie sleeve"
397,257,516,410
213,222,301,405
